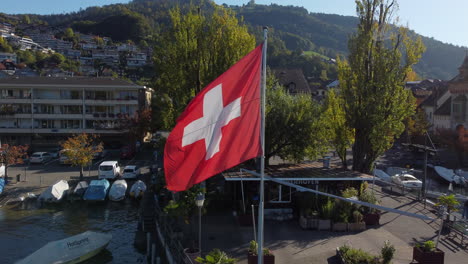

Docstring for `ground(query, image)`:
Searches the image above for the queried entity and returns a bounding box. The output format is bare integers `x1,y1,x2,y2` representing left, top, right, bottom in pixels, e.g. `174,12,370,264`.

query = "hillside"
4,0,467,80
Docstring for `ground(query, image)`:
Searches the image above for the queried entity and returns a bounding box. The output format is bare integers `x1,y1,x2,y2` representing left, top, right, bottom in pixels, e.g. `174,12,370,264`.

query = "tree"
60,134,103,181
265,73,328,165
338,0,425,173
406,107,430,143
0,144,29,183
435,194,460,222
153,3,255,129
0,37,13,53
49,53,66,65
323,89,354,168
122,108,153,142
64,27,74,39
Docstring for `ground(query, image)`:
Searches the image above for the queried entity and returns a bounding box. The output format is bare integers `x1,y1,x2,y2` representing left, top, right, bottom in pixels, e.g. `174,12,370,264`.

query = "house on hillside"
419,56,468,137
272,69,311,94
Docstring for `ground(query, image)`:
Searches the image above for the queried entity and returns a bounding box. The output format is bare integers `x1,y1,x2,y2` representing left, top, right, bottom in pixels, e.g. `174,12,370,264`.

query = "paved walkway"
199,186,468,264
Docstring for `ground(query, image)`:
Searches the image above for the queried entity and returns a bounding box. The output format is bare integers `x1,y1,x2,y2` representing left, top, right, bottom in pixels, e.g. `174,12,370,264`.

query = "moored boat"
83,179,110,201
129,180,146,199
391,174,422,189
0,177,4,195
434,166,466,184
108,179,127,201
16,231,112,264
38,180,69,202
373,169,391,182
69,181,88,201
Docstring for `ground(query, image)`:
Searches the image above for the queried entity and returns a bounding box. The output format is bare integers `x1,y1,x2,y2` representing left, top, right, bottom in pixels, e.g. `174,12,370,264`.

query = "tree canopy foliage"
265,72,328,165
152,3,255,129
61,134,103,180
338,0,424,173
322,89,354,168
0,144,29,181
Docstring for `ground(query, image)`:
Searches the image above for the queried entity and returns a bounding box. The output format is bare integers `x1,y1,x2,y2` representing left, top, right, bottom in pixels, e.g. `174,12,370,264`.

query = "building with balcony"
0,77,152,148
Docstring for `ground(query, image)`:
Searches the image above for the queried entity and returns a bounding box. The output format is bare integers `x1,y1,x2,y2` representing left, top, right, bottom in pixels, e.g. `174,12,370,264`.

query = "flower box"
348,222,366,232
363,213,380,226
332,222,348,232
318,219,331,230
412,246,444,264
247,253,275,264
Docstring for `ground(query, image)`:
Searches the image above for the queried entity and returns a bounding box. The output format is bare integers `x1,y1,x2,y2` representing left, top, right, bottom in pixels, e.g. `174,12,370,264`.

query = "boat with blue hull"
0,177,4,195
83,179,110,201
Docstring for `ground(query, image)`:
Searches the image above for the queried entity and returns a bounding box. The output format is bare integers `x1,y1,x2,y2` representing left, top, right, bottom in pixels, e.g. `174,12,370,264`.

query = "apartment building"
0,77,152,147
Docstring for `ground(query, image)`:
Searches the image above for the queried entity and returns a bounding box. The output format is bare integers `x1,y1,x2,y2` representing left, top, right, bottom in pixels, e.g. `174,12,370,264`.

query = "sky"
2,0,467,47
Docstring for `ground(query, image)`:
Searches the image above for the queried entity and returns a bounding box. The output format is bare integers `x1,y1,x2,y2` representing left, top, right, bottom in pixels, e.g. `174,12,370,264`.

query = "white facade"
0,77,151,145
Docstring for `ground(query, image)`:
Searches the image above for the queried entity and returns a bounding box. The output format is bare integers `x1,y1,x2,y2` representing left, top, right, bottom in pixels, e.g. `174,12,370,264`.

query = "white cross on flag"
164,44,263,191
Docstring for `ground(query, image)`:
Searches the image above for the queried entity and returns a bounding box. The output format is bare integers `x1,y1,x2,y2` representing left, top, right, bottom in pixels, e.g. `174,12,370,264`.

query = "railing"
154,200,191,264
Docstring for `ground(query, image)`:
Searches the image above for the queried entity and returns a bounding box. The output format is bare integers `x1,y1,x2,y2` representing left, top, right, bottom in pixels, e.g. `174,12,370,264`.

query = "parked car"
122,165,141,179
59,149,72,165
120,145,135,159
30,152,53,164
98,161,121,179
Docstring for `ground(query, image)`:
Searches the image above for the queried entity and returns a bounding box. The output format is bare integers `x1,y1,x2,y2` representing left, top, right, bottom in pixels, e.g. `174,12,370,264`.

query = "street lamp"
195,192,205,256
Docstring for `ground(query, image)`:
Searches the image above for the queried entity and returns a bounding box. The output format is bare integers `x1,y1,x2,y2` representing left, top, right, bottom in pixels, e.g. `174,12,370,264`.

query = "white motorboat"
373,169,391,182
16,231,112,264
69,181,88,201
434,166,466,184
38,180,69,202
386,167,410,177
129,180,146,199
108,179,127,201
391,174,422,189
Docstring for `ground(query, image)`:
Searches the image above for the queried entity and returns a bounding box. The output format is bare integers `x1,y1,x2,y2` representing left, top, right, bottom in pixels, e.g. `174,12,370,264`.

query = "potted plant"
247,240,275,264
318,199,333,230
332,210,349,232
195,248,237,263
381,240,396,264
348,210,366,231
412,240,445,264
184,241,201,264
300,208,319,229
359,190,380,226
435,194,460,224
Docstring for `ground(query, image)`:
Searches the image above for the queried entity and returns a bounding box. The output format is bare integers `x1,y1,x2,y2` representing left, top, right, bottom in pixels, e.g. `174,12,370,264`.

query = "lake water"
0,200,145,264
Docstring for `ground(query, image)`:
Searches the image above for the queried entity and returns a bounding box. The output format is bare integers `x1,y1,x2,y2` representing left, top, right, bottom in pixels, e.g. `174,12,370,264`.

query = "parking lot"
5,149,156,190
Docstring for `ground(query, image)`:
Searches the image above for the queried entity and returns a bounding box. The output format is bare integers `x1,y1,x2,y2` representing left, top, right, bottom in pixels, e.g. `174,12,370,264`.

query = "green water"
0,200,145,264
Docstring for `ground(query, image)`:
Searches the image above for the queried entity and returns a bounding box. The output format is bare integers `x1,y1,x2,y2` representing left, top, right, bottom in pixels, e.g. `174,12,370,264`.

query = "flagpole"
257,26,268,264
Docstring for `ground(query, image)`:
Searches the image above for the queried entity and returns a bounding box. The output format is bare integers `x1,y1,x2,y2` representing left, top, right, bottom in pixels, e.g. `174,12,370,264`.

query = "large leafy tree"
61,134,103,181
0,144,29,183
153,3,255,129
339,0,425,173
265,73,328,165
323,89,354,168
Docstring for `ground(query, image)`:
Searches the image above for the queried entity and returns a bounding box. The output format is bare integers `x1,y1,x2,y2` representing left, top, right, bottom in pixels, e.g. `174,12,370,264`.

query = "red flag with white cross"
164,44,263,192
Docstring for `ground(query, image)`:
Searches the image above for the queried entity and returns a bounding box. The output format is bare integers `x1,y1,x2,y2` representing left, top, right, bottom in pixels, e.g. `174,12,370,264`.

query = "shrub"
338,245,377,264
353,210,363,223
342,187,358,198
417,240,436,252
381,240,396,264
248,240,258,254
359,190,379,214
195,249,237,264
321,199,334,219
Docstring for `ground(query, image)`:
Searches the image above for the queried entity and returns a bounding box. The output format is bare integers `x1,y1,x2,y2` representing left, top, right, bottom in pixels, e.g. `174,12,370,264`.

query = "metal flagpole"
257,26,268,264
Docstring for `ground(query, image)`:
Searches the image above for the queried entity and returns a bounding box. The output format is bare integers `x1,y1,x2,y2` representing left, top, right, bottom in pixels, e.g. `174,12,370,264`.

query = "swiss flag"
164,44,263,191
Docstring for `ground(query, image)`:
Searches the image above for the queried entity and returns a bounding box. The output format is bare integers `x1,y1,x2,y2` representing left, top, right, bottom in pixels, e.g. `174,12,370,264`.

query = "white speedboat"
16,231,112,264
386,167,409,177
391,174,422,189
434,166,466,184
373,169,391,182
38,180,69,202
129,180,146,199
108,179,127,201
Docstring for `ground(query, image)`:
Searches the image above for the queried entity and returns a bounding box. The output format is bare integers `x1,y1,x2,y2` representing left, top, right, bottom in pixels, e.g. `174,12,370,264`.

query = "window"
453,95,467,121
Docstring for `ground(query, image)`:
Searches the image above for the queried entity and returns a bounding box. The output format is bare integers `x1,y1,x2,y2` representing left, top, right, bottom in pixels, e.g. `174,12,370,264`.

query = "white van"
0,163,5,178
98,161,121,179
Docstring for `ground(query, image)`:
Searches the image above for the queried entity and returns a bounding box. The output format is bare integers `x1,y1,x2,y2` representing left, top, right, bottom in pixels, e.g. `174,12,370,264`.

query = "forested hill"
5,0,466,80
231,4,466,80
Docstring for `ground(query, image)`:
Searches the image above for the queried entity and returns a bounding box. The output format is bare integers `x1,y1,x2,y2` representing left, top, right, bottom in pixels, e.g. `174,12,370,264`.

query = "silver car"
30,152,53,164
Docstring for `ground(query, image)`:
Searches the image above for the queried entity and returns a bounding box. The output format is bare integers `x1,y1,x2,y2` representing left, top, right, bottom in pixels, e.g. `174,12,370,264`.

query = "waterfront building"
0,77,152,147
